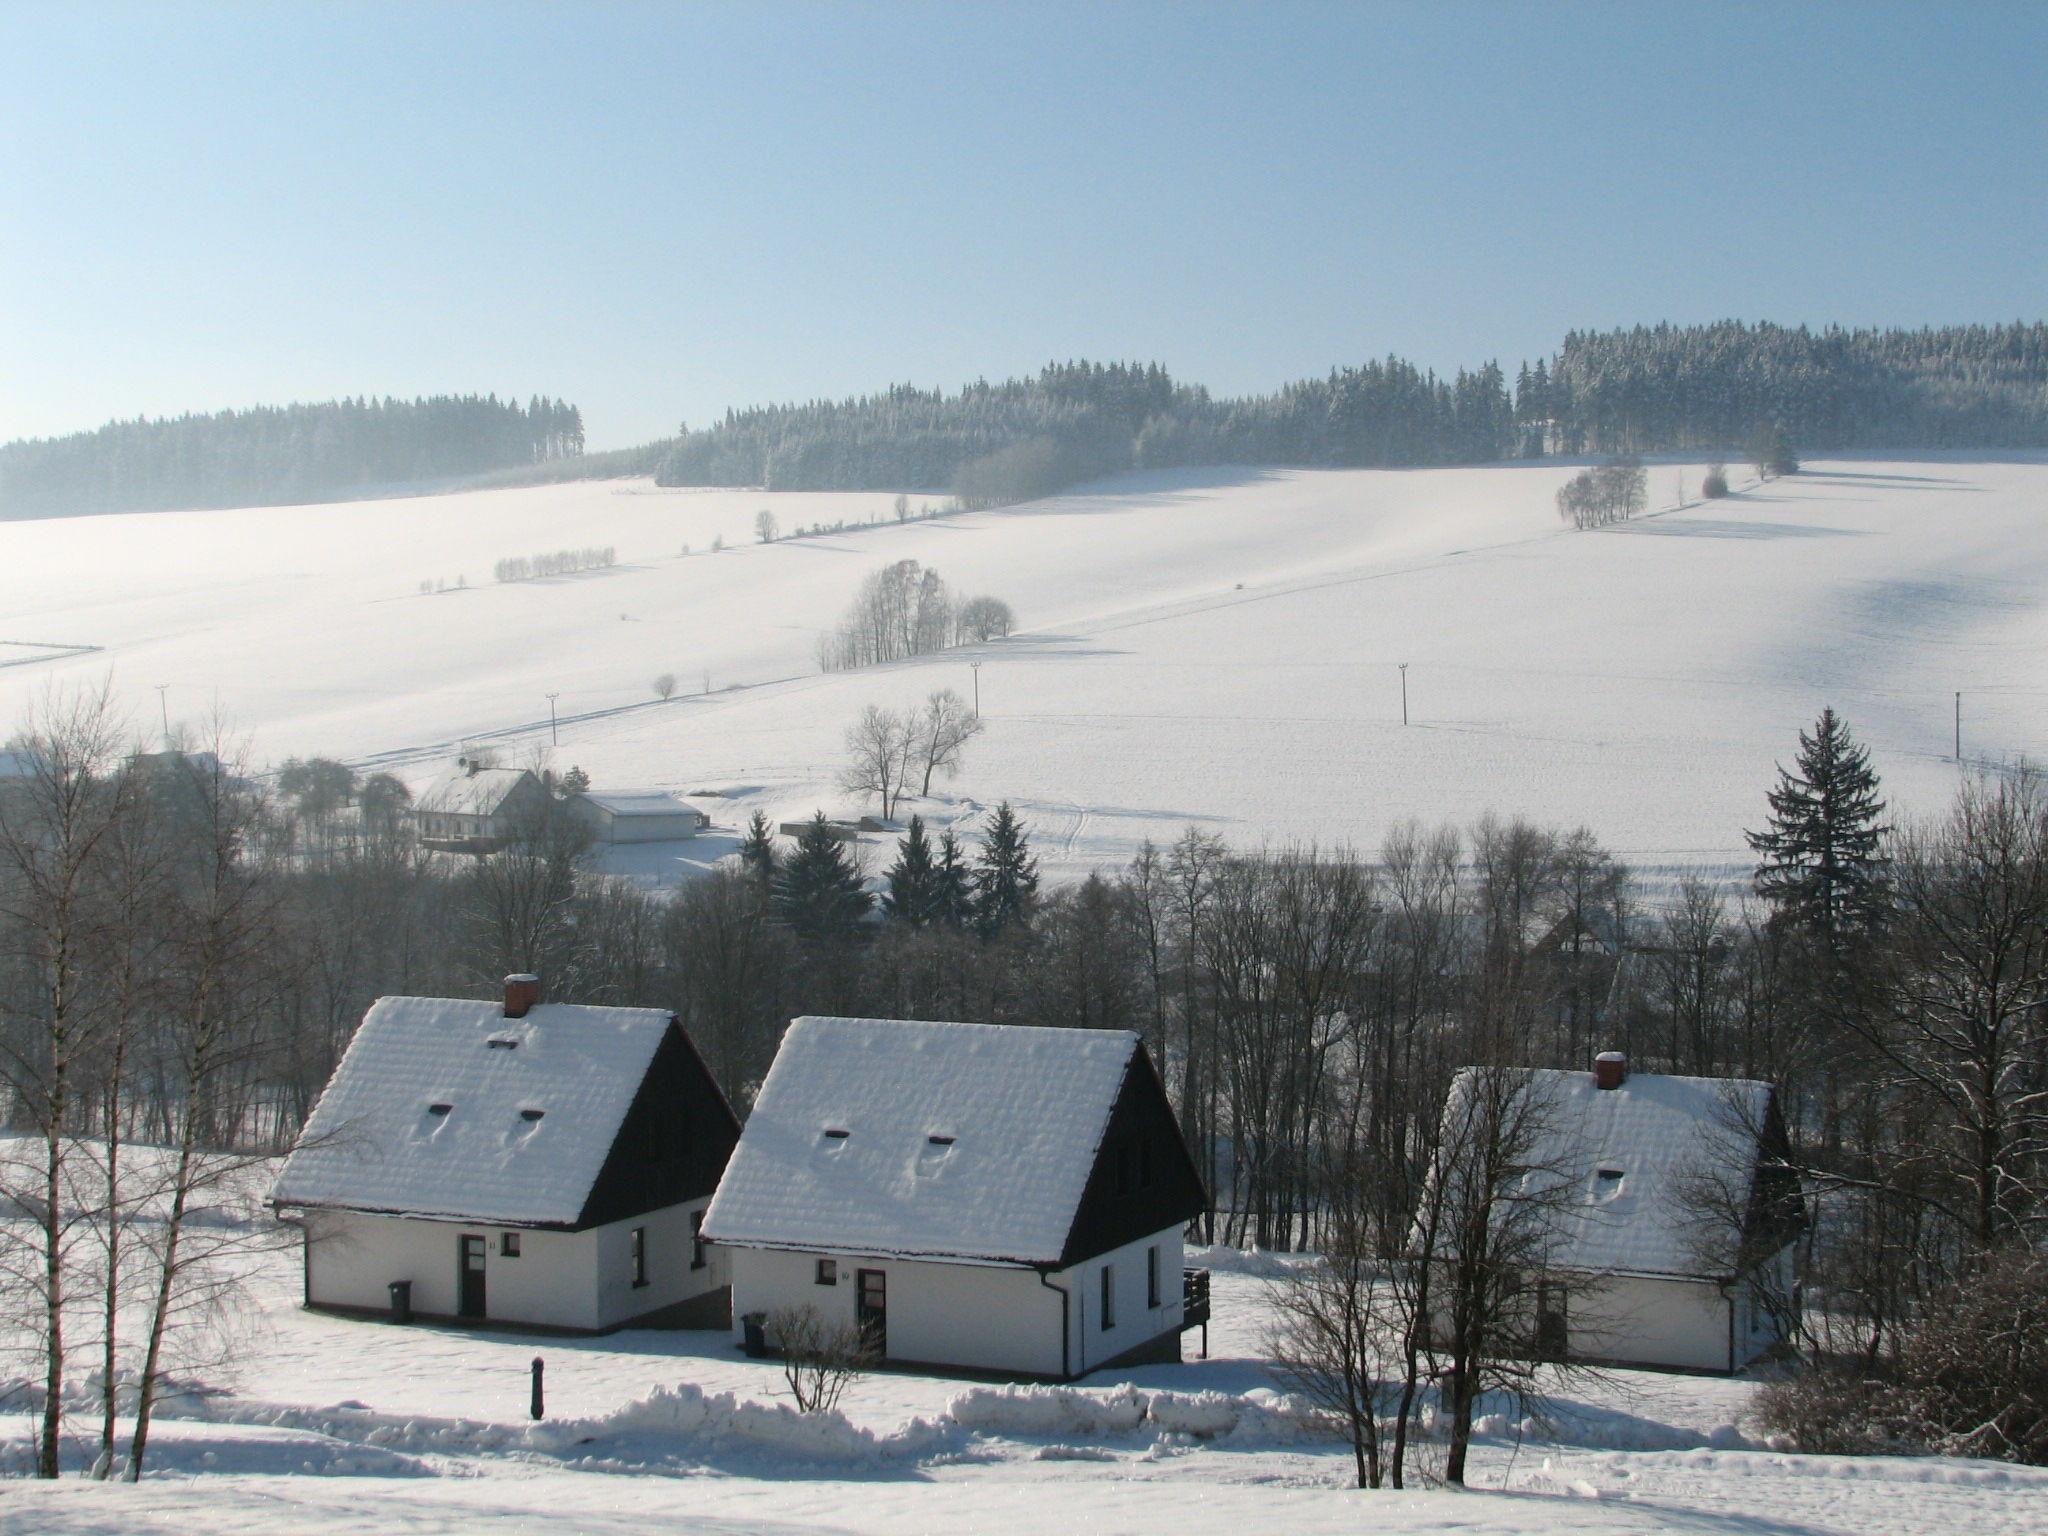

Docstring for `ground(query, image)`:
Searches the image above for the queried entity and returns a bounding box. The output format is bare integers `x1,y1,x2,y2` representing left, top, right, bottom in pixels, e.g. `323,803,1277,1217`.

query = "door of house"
459,1235,487,1319
855,1268,887,1357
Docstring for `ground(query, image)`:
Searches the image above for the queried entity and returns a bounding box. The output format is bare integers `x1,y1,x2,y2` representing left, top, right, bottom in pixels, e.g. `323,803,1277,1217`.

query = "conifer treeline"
656,321,2048,499
0,394,584,519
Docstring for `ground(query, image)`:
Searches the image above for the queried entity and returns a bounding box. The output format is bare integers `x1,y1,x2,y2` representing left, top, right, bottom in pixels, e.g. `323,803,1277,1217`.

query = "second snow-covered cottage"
702,1016,1209,1380
271,976,741,1333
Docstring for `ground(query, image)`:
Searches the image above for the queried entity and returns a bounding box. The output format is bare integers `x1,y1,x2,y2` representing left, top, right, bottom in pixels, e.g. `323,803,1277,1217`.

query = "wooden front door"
459,1234,487,1318
855,1268,887,1357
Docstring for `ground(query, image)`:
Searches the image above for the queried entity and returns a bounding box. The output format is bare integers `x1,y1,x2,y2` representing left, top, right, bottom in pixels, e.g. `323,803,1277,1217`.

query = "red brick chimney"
1593,1050,1627,1090
503,974,541,1019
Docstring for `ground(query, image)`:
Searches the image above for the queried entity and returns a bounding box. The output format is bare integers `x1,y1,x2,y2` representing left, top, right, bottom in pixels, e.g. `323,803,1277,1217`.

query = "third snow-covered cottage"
702,1016,1209,1380
271,975,741,1333
1432,1051,1803,1373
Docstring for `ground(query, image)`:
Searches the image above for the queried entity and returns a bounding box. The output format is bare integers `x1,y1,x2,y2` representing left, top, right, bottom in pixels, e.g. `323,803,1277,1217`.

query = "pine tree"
932,830,975,929
771,812,872,945
737,809,778,886
882,815,940,927
1746,708,1890,947
973,802,1039,937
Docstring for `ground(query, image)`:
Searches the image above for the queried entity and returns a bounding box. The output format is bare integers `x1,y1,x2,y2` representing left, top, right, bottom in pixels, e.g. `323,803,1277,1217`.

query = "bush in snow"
767,1305,875,1414
1702,461,1729,498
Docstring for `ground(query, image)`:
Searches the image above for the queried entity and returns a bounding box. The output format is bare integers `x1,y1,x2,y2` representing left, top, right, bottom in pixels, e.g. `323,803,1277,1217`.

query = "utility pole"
154,683,170,745
1399,663,1409,726
971,660,982,718
546,693,559,747
1955,691,1961,762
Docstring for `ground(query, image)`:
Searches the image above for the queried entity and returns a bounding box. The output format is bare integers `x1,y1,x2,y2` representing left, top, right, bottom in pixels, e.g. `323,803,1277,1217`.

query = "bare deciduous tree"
768,1304,874,1413
653,672,678,701
839,705,913,820
911,688,984,796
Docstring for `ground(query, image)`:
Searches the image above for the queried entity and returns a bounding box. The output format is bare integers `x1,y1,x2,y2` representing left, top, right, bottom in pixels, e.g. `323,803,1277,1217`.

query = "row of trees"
653,324,2048,503
492,546,618,583
2,395,585,520
816,560,1014,673
1554,455,1648,529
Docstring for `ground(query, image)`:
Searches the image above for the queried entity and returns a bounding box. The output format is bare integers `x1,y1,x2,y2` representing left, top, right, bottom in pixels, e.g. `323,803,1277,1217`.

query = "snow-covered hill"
4,457,2045,884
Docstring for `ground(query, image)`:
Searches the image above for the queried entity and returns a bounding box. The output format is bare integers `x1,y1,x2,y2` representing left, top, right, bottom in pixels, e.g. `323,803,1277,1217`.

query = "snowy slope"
3,458,2046,884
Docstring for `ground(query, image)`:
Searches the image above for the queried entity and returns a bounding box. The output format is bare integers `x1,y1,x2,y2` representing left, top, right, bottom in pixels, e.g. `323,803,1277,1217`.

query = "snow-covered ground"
5,456,2045,887
5,1230,2044,1533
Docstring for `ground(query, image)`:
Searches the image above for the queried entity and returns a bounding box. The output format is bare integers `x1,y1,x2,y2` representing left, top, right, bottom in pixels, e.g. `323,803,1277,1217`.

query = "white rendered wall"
301,1197,721,1333
725,1225,1184,1379
1570,1273,1732,1373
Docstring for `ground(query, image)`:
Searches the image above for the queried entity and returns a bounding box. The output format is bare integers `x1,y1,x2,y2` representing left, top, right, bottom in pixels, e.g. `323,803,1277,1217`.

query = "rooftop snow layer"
581,791,694,816
1441,1066,1773,1281
270,996,675,1226
704,1016,1138,1265
413,765,534,818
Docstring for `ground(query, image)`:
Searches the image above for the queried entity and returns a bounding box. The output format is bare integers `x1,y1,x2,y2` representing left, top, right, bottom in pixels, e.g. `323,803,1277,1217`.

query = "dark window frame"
1146,1244,1160,1308
815,1257,838,1286
631,1225,649,1288
1100,1263,1116,1330
690,1210,707,1270
501,1232,521,1258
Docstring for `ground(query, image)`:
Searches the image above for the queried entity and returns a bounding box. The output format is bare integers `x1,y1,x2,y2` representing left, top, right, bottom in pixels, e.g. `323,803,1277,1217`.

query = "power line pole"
1399,663,1409,726
971,660,982,719
1955,690,1961,762
546,693,560,747
154,683,170,745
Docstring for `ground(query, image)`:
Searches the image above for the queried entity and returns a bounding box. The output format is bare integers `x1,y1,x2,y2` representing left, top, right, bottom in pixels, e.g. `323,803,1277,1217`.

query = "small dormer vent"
487,1038,519,1051
428,1103,452,1116
822,1127,850,1140
520,1108,545,1122
926,1134,955,1147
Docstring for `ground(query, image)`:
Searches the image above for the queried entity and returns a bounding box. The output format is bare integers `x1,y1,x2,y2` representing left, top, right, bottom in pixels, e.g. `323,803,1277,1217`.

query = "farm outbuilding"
572,790,710,844
271,976,741,1334
703,1016,1209,1381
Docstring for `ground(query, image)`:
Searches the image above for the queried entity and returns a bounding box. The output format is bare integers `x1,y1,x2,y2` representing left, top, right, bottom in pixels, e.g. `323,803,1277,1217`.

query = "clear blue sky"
4,1,2043,449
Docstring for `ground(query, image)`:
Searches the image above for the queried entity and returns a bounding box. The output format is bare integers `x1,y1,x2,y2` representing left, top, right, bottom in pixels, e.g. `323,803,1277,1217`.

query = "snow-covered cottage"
572,790,710,844
271,976,741,1333
1435,1052,1803,1373
411,761,551,851
703,1017,1209,1380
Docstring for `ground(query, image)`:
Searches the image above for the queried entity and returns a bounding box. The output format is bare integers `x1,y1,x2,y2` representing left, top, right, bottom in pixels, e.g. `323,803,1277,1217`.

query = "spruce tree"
882,815,940,927
1746,707,1890,947
737,809,778,885
771,812,872,945
973,802,1039,937
932,830,976,929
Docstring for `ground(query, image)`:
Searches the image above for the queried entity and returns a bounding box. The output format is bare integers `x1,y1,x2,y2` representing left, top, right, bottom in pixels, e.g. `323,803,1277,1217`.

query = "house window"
691,1210,707,1270
500,1232,521,1258
815,1257,838,1286
1147,1245,1160,1308
1100,1264,1116,1330
631,1226,648,1287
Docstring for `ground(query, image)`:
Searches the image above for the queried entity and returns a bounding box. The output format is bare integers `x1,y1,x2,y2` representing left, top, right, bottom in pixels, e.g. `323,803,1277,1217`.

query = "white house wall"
724,1225,1184,1379
303,1197,722,1333
1571,1273,1733,1373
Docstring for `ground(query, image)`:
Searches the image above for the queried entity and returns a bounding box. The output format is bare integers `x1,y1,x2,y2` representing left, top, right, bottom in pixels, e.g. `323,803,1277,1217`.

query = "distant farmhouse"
1434,1052,1802,1374
271,975,741,1333
411,760,551,851
704,1016,1209,1380
573,790,710,844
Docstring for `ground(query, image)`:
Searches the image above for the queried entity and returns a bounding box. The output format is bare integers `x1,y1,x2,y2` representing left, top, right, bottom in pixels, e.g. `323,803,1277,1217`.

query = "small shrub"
768,1305,876,1414
1753,1367,1914,1456
1703,463,1729,498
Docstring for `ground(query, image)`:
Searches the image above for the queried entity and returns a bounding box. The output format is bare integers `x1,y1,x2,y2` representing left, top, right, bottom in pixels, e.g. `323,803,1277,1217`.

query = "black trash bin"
740,1312,767,1358
388,1279,413,1324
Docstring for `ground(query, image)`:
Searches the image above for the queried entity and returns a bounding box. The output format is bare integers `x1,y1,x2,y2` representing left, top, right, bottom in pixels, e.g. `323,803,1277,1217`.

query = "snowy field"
3,1236,2044,1534
3,457,2046,889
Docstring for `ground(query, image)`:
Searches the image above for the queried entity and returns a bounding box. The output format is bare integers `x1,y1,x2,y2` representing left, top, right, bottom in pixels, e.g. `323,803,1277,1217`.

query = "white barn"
572,790,710,844
1436,1052,1803,1374
703,1017,1209,1380
271,976,741,1333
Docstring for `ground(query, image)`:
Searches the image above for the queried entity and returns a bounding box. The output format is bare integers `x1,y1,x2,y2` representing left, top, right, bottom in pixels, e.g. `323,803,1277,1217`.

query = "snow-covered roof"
1439,1065,1774,1281
413,765,537,818
270,996,675,1226
703,1016,1139,1266
581,791,699,818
